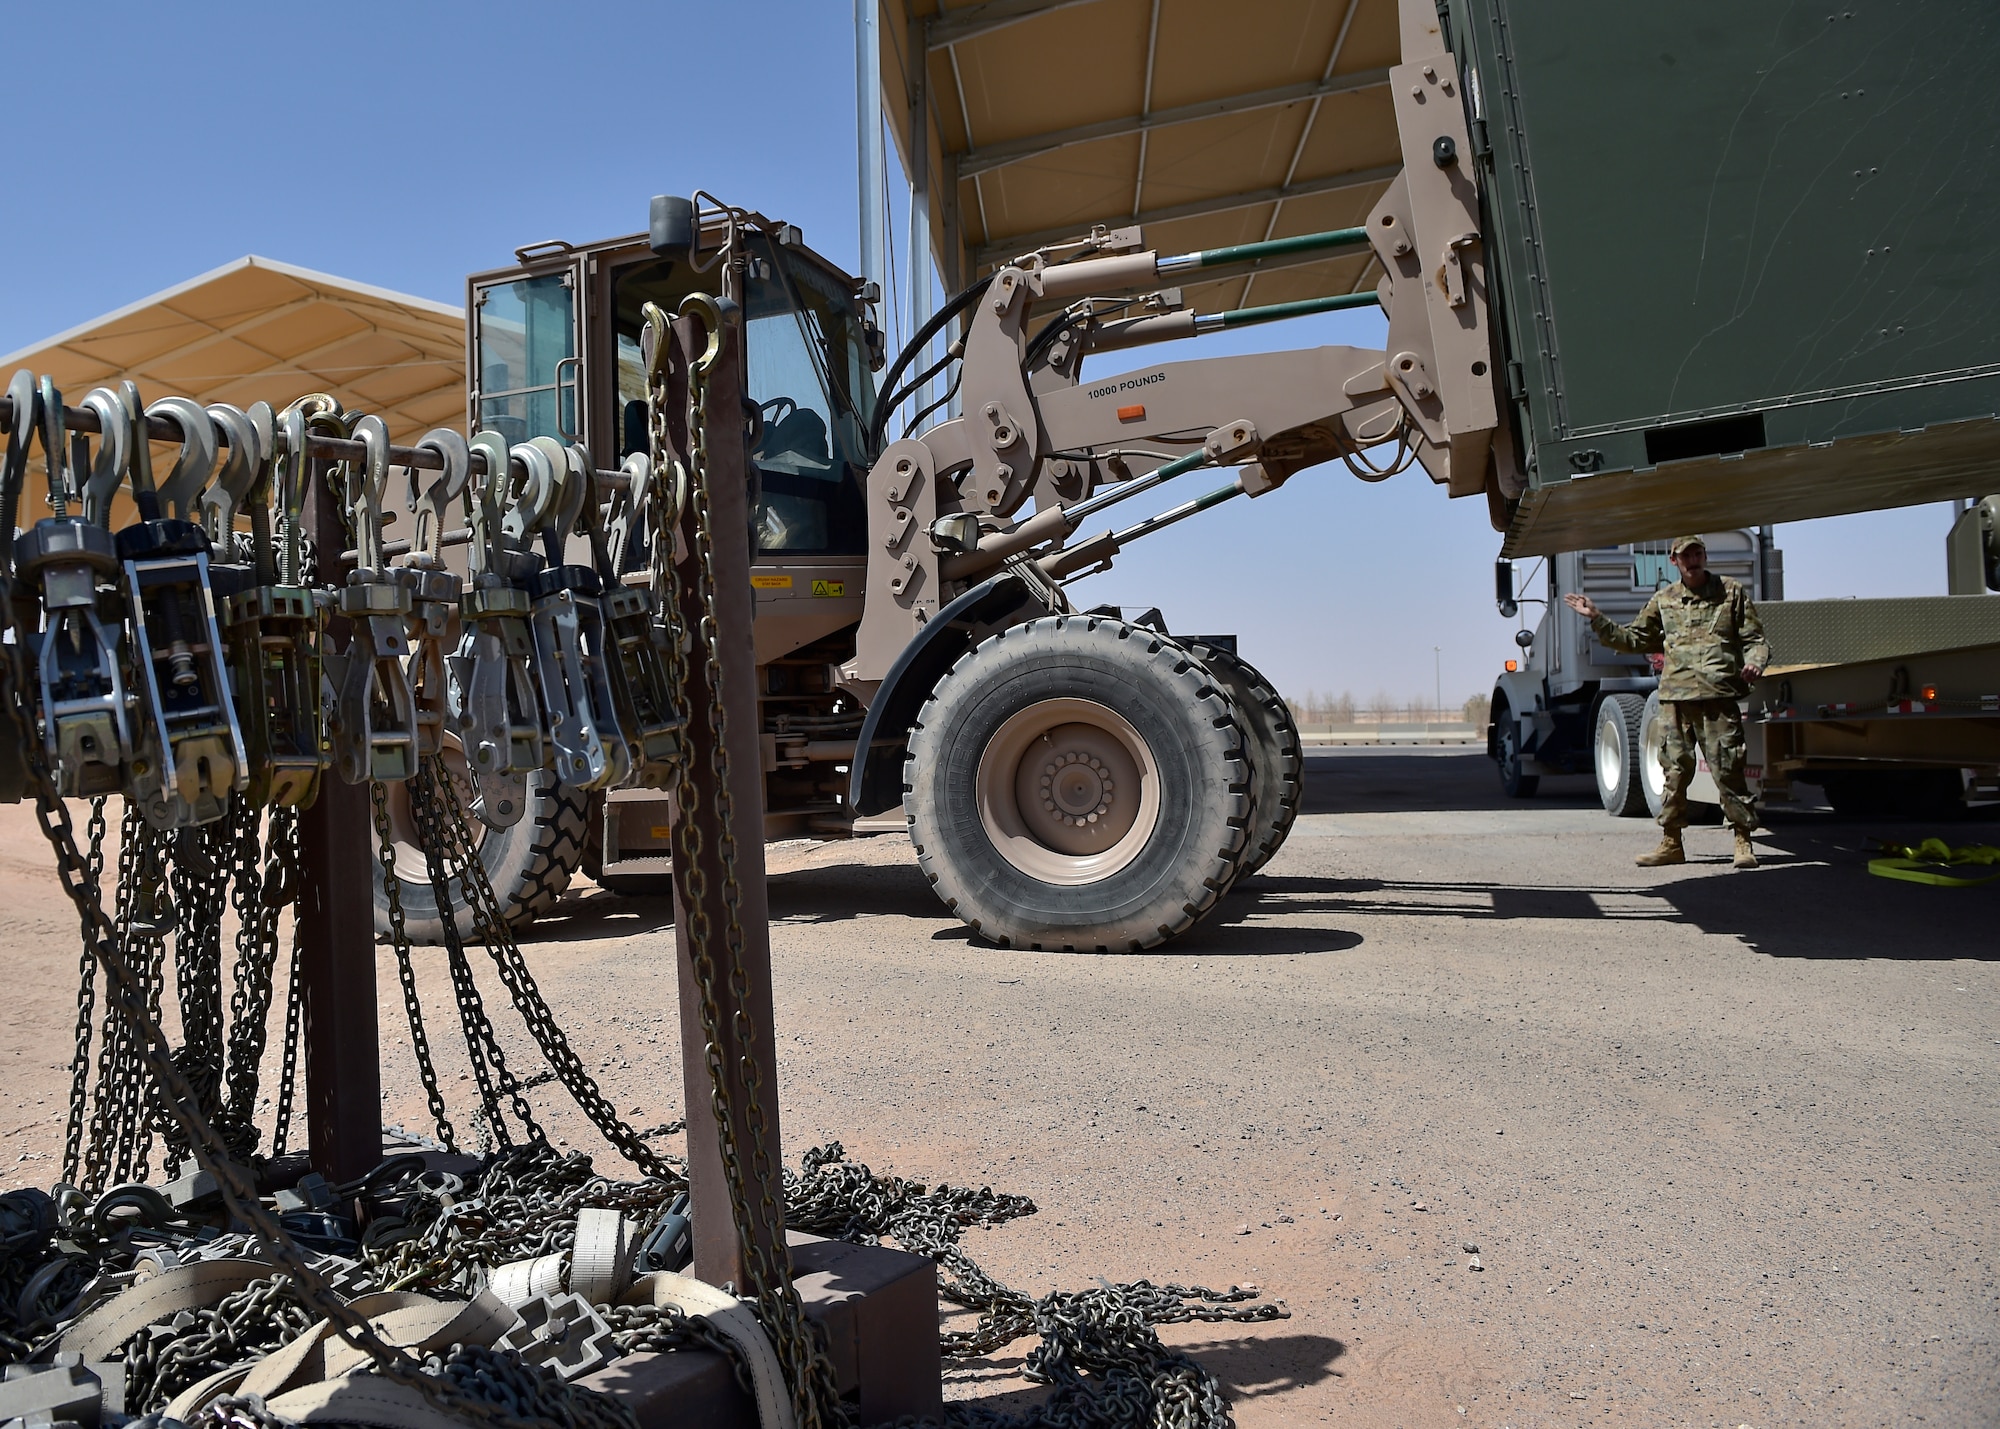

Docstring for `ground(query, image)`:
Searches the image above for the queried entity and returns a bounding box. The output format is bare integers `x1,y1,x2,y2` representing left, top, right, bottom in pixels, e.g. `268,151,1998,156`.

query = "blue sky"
0,0,1960,707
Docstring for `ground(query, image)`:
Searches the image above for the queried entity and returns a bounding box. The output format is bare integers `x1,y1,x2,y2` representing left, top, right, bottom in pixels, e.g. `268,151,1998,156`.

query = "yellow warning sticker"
811,580,847,598
751,574,793,589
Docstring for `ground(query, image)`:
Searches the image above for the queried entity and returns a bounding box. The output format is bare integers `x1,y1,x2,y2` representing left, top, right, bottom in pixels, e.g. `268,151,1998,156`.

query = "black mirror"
649,195,695,258
1514,628,1535,650
1494,559,1517,619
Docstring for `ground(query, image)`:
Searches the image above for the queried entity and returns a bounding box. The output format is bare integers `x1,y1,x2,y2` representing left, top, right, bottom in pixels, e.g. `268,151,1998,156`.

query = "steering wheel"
758,396,798,425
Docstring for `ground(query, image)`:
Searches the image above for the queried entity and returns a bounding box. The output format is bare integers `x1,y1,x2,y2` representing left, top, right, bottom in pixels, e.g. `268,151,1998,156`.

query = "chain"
1,567,640,1429
122,1273,317,1414
165,822,231,1176
60,797,108,1185
371,781,459,1151
222,807,298,1146
650,299,844,1429
784,1144,1283,1429
405,759,543,1152
268,814,305,1158
417,754,671,1177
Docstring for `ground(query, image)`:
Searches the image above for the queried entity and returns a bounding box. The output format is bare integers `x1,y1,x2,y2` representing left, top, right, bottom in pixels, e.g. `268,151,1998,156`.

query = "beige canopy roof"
877,0,1402,311
1,256,466,447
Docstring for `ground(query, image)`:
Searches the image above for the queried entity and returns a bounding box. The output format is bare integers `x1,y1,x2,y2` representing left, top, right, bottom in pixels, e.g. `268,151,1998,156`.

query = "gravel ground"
3,750,1996,1428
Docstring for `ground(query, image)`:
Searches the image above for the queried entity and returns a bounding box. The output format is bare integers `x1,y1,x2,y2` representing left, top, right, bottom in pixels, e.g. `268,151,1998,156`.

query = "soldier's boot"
1634,832,1685,867
1732,829,1759,870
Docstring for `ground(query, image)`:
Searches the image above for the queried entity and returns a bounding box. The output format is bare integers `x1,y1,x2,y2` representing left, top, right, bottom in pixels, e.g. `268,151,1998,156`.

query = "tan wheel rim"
975,698,1160,885
384,737,484,884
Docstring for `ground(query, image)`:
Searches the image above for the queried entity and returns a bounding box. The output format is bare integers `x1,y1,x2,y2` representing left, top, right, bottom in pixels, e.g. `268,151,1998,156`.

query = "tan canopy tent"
868,0,1401,313
0,256,465,524
0,255,465,446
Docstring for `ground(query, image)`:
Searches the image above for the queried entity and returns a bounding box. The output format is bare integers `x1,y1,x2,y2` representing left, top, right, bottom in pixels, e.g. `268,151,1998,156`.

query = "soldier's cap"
1668,535,1707,557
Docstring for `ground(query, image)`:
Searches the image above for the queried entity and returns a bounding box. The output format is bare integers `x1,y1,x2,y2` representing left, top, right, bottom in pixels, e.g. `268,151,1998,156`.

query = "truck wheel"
1593,693,1649,816
1496,703,1539,798
1184,641,1301,881
374,758,589,945
904,615,1250,951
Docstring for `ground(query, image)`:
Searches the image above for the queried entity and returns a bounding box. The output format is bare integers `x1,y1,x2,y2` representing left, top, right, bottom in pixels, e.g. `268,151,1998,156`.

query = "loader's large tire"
1593,693,1650,817
374,763,589,945
904,615,1251,951
1183,640,1301,881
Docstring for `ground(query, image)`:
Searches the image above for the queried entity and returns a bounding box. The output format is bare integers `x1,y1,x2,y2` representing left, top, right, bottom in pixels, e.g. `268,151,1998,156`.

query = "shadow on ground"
529,754,1996,961
942,1332,1345,1417
1300,750,1596,815
1218,813,1997,961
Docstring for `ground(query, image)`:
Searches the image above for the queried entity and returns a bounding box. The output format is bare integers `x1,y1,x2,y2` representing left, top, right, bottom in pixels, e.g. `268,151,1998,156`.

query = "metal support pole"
905,7,934,424
668,307,789,1290
296,458,382,1186
856,0,888,309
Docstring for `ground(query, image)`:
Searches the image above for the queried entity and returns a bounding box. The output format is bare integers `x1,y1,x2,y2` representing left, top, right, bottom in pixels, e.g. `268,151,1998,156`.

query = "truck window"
743,249,869,556
476,273,575,444
610,246,870,557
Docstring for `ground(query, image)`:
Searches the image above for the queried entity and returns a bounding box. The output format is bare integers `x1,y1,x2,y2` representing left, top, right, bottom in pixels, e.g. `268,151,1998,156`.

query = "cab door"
466,252,585,446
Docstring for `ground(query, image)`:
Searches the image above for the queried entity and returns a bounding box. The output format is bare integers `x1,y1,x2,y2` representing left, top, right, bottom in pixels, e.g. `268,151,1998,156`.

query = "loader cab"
465,225,875,561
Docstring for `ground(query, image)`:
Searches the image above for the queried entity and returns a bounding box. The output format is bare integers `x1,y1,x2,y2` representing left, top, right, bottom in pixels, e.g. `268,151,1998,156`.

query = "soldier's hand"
1743,665,1763,681
1562,592,1599,620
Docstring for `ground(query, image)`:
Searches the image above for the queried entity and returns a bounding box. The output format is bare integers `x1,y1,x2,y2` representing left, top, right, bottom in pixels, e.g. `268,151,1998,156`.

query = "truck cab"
1489,530,1781,814
464,221,882,867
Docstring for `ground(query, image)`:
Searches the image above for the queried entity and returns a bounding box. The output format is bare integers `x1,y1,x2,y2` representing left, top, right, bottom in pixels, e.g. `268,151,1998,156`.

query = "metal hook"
466,430,511,581
410,428,470,566
1,370,38,544
503,438,560,548
146,396,219,522
201,403,261,548
36,376,69,516
676,291,727,374
527,435,583,562
79,388,130,527
349,414,393,573
118,382,159,522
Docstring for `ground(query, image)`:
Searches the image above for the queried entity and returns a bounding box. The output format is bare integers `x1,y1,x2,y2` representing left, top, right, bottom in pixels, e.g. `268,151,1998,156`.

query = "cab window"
609,245,871,557
476,273,575,444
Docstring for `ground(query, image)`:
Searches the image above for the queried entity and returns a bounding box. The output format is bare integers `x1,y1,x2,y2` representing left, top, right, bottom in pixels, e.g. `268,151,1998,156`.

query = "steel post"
667,307,789,1289
296,457,383,1186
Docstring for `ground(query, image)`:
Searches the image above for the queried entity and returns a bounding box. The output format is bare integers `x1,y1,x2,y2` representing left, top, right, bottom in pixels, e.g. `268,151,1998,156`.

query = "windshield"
610,242,872,556
476,272,574,444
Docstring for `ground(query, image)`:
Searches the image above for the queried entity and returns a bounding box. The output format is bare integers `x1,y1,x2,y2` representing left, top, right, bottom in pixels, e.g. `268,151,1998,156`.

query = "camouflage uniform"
1590,570,1769,833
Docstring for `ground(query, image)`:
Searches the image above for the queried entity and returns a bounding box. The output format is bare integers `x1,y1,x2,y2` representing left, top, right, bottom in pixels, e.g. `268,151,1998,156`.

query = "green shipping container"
1443,1,2000,555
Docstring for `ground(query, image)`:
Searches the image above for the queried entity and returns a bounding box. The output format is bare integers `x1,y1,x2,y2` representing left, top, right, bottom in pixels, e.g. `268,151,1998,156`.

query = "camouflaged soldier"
1562,536,1770,869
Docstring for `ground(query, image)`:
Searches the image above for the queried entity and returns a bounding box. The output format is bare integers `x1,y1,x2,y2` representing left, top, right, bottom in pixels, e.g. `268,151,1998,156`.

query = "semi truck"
1489,509,2000,820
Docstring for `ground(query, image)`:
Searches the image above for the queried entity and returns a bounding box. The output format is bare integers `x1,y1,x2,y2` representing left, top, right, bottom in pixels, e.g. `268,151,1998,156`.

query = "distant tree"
1462,692,1491,726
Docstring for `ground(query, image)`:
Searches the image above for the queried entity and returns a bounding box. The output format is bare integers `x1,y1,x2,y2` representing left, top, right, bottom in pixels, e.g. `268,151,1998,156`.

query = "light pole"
1433,645,1441,720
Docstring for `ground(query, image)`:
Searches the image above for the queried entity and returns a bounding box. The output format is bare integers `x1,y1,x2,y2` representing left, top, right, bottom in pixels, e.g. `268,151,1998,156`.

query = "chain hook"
78,388,129,528
676,291,727,375
145,396,220,523
410,429,470,567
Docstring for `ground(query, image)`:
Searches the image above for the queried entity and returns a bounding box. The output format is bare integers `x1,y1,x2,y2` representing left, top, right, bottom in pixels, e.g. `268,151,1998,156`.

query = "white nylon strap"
621,1271,799,1429
486,1252,565,1308
569,1209,637,1306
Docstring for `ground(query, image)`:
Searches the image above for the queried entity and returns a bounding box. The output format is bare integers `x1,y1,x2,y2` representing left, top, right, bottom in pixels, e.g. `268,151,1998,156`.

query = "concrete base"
580,1232,942,1429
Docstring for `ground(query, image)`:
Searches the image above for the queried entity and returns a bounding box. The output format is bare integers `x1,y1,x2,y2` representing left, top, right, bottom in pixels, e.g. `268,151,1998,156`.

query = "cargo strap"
1867,838,2000,887
620,1271,796,1429
58,1257,270,1359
